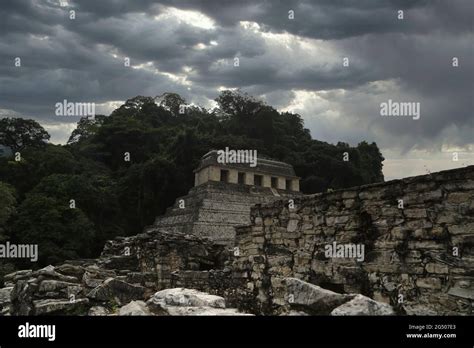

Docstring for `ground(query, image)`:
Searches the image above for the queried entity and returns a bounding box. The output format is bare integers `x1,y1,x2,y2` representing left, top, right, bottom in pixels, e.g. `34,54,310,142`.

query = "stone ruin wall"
231,166,474,315
99,231,230,290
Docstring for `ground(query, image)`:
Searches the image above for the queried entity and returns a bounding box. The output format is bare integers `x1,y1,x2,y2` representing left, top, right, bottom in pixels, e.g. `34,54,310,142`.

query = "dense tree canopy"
0,118,50,152
11,192,95,266
0,90,384,267
0,182,16,239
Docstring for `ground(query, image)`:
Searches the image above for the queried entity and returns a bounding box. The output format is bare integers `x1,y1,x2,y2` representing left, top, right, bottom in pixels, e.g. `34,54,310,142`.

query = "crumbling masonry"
231,165,474,315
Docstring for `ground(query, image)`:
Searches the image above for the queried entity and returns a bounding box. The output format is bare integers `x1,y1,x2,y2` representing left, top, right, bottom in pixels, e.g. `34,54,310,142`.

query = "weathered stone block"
326,216,336,227
343,199,356,209
287,219,299,232
405,220,433,230
391,227,408,240
284,278,353,315
33,298,89,315
87,278,146,305
448,286,474,300
334,216,350,225
331,294,395,316
447,192,472,204
448,223,474,235
359,190,382,200
373,291,391,304
416,277,442,289
404,250,422,263
404,209,427,218
342,191,358,199
313,215,325,226
407,241,445,250
323,227,336,237
437,211,463,224
38,280,82,297
425,263,449,274
443,180,474,191
381,207,402,217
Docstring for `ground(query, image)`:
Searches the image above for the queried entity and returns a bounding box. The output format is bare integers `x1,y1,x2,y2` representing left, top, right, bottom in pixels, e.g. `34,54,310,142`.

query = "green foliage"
0,182,16,238
0,145,78,198
0,90,385,267
0,117,50,152
0,182,17,285
67,115,106,144
30,174,122,256
116,157,180,234
11,193,95,266
157,92,187,117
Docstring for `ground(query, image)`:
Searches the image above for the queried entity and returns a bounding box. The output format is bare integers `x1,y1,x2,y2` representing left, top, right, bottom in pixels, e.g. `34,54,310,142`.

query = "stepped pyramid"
147,150,301,245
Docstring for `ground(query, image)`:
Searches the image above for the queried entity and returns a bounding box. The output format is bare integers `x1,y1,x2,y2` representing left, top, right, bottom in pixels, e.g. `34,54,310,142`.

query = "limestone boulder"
10,280,37,315
163,306,252,316
38,280,83,297
119,300,151,316
87,278,146,305
36,265,80,283
284,278,354,314
55,264,86,279
82,266,116,288
403,304,439,316
4,270,33,285
33,298,89,315
0,286,13,315
146,288,252,316
284,310,309,316
447,283,474,300
88,306,110,316
149,288,226,308
330,294,395,316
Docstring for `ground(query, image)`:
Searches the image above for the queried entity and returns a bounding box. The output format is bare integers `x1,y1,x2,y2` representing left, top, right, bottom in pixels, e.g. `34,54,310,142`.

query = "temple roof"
194,150,299,178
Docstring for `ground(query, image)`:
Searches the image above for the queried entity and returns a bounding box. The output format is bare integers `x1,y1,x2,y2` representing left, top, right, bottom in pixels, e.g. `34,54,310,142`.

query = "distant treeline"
0,90,384,272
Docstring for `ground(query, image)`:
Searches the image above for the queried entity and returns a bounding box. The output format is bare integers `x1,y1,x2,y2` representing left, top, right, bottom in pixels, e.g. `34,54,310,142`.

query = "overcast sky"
0,0,472,180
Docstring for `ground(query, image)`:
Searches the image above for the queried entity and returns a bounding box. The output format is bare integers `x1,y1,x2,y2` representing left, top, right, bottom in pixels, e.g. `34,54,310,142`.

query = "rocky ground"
0,262,250,316
0,258,396,316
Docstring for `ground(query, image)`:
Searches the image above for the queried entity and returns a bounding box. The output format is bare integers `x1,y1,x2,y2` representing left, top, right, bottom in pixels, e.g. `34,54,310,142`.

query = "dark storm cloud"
331,30,474,149
160,0,472,39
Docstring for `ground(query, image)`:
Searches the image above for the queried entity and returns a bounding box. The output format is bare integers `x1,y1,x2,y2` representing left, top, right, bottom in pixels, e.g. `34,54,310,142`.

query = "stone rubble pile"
1,263,250,316
0,231,198,315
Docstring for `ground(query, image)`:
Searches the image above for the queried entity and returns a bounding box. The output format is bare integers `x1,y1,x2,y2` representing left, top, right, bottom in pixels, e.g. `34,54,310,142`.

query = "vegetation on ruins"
0,90,384,272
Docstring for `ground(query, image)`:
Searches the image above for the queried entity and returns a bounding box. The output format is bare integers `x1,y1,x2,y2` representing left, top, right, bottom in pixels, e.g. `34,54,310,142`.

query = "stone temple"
147,150,301,245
